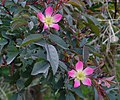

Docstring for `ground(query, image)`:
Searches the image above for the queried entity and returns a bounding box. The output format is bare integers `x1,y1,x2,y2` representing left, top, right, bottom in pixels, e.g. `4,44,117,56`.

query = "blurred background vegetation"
0,0,120,100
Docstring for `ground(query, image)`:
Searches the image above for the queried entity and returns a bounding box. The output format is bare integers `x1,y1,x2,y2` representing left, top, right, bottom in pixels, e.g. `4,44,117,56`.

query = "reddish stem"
2,0,6,6
11,63,15,74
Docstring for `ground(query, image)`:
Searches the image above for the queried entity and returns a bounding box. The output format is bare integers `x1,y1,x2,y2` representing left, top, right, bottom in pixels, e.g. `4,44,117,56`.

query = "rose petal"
104,81,110,88
53,14,62,23
105,76,115,81
83,67,94,75
68,70,76,78
74,79,80,88
37,12,45,22
82,78,91,86
45,6,53,16
50,24,59,30
76,61,83,71
43,23,48,30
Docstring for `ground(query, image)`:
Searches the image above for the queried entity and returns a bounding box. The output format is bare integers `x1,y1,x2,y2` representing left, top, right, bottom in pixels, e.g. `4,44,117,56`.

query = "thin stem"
0,4,13,17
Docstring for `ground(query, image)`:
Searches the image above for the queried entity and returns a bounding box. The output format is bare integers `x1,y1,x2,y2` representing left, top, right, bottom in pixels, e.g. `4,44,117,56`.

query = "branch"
3,5,13,17
114,0,117,18
0,4,13,17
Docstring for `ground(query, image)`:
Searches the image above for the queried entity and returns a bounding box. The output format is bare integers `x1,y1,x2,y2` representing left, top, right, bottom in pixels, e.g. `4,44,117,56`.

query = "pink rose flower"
68,61,94,88
37,6,62,30
98,76,115,88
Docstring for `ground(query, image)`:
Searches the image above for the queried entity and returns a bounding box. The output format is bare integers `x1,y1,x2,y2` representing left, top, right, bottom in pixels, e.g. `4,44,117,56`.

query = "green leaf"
17,94,23,100
11,92,24,100
10,93,18,100
88,45,104,58
85,15,100,36
28,5,40,13
7,52,19,64
72,88,84,99
0,38,8,51
24,76,33,87
83,46,89,63
16,79,24,89
86,15,101,26
13,0,18,3
0,38,8,45
59,61,68,71
31,60,50,75
2,67,10,76
92,52,104,58
35,39,46,47
6,45,19,65
89,24,100,36
68,0,83,11
28,21,34,30
49,34,68,49
20,1,26,7
59,91,66,100
66,93,75,100
21,34,43,47
45,44,59,75
80,38,88,47
10,71,20,84
54,77,64,89
11,19,28,30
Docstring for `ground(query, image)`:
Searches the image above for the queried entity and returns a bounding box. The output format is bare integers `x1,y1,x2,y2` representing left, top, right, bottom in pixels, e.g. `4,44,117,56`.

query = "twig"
0,4,13,17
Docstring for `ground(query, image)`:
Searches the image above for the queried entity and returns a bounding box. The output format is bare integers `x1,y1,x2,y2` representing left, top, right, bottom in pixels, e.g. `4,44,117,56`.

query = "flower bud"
110,36,119,43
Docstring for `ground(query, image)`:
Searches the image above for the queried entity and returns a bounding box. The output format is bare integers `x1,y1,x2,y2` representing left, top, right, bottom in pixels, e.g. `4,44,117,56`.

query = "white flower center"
44,16,54,26
76,71,86,81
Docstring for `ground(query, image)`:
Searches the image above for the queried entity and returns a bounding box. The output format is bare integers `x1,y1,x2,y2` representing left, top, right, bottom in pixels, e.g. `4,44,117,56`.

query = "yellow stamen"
76,71,86,81
44,16,54,26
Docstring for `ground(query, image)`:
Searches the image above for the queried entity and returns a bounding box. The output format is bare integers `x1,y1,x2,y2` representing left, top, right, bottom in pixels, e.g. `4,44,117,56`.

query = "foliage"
0,0,120,100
